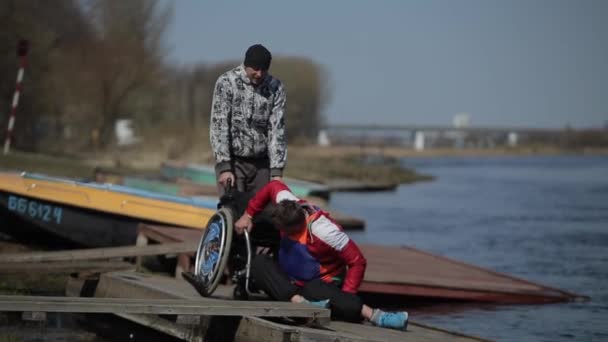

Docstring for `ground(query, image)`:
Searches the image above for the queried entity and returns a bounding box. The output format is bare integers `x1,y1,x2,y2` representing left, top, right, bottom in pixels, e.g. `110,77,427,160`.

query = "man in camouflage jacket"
210,44,287,194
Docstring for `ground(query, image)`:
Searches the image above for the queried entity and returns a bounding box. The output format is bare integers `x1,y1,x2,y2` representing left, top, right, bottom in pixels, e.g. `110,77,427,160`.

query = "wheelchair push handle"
225,178,233,194
218,178,235,208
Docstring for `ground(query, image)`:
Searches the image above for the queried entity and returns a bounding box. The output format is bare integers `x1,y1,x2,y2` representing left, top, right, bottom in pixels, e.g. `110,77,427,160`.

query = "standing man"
210,44,287,194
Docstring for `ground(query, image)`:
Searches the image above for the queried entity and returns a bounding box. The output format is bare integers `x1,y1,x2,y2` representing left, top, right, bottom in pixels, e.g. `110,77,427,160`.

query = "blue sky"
164,0,607,128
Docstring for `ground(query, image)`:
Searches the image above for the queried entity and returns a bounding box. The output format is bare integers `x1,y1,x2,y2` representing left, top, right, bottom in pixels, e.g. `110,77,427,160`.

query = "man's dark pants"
250,255,364,322
217,157,270,196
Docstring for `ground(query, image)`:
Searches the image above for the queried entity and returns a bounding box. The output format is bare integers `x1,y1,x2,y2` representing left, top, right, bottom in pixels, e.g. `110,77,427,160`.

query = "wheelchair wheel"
193,207,233,296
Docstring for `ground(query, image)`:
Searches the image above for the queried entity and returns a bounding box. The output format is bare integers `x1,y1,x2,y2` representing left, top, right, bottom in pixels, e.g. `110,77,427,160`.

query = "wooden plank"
359,282,566,304
65,277,87,297
115,313,203,342
91,272,485,341
96,270,207,300
362,245,542,292
0,261,135,274
237,316,382,342
138,224,202,244
0,295,329,319
236,316,490,342
0,329,96,342
235,316,297,342
93,272,329,326
0,242,197,263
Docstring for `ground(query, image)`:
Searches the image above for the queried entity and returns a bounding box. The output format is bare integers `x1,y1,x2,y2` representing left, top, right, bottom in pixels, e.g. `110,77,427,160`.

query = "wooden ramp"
132,224,583,304
1,225,583,304
0,295,328,319
65,271,488,342
360,245,583,304
0,261,135,274
0,241,197,263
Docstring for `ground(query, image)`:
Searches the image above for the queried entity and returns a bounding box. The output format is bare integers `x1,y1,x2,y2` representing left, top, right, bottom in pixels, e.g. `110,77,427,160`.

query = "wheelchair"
183,184,280,300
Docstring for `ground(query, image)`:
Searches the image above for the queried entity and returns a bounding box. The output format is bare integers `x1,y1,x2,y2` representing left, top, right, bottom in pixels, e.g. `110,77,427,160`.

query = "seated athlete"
234,180,408,330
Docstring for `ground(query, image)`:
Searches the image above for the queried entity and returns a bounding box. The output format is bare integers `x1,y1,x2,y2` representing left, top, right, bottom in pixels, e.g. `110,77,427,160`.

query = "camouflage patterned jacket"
210,65,287,177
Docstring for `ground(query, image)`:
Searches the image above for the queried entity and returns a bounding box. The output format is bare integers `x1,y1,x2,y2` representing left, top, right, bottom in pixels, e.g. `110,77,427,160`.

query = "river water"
332,155,608,342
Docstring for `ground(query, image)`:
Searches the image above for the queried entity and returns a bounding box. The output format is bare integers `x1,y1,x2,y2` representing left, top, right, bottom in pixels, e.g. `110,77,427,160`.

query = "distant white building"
508,132,518,147
414,131,425,151
115,119,140,146
453,113,471,128
317,129,330,146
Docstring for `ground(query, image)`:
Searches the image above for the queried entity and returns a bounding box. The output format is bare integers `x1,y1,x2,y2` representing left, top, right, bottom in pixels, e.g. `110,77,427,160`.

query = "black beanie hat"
244,44,272,70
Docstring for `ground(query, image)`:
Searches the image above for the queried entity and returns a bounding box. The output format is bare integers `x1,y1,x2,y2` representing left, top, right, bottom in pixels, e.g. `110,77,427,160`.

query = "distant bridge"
324,124,561,134
319,124,569,149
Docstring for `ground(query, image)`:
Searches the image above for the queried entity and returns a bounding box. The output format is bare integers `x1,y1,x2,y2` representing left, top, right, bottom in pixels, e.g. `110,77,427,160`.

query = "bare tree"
81,0,173,146
271,57,330,141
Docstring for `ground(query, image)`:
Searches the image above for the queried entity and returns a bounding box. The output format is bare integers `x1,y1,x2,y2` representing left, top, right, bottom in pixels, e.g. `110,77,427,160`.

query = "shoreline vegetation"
1,145,606,186
0,148,431,185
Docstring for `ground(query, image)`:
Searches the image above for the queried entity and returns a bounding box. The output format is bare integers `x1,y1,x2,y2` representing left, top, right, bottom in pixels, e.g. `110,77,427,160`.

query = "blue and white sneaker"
371,310,409,330
302,298,330,308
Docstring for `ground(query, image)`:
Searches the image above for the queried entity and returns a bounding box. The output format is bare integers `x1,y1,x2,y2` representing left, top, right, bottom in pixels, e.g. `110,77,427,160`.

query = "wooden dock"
64,271,489,342
0,242,492,340
129,224,583,304
359,245,583,304
1,226,583,307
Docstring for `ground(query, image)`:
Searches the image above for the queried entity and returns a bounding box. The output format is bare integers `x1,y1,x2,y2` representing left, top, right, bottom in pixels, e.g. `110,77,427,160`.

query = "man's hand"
234,213,253,235
218,171,235,187
271,176,282,182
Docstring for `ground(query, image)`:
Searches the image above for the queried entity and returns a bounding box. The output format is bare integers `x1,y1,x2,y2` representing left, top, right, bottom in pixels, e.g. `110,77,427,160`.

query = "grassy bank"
0,152,97,179
0,148,431,185
0,151,157,180
286,152,432,185
3,143,602,186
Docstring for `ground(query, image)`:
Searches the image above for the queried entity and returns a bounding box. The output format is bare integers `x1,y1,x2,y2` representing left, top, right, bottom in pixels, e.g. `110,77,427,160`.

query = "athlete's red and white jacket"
246,180,367,294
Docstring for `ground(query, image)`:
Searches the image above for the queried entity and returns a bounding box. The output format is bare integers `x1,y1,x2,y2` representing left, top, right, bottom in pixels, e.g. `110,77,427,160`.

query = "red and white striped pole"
3,39,29,155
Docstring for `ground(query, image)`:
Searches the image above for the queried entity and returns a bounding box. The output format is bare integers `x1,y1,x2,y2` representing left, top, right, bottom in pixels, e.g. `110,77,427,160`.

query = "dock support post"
134,233,149,269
